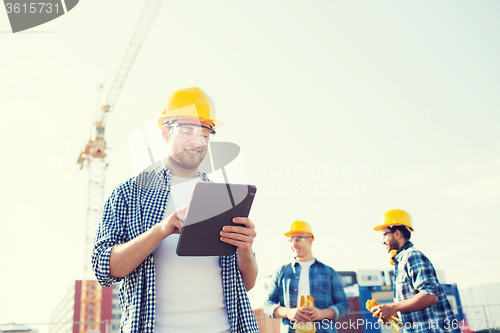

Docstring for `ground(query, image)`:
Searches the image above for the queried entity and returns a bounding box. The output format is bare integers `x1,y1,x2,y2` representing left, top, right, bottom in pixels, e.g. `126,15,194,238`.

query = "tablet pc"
176,182,257,256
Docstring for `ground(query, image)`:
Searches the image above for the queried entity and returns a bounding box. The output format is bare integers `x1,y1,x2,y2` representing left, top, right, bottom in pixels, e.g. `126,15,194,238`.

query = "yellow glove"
365,299,402,333
294,295,317,333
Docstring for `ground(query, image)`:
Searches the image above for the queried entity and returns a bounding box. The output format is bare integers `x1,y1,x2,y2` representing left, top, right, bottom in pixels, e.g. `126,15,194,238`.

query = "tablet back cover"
176,182,257,256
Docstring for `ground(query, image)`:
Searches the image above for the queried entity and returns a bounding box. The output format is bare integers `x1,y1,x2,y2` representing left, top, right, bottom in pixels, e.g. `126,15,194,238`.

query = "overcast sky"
1,0,499,331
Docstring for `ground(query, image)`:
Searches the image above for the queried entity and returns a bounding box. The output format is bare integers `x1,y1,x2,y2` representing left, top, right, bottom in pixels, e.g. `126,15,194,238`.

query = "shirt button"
160,207,164,211
296,277,299,279
150,257,154,263
149,289,153,294
147,323,151,328
295,289,297,291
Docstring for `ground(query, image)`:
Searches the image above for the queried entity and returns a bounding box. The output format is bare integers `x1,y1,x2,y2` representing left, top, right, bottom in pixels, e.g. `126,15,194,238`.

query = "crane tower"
77,1,162,332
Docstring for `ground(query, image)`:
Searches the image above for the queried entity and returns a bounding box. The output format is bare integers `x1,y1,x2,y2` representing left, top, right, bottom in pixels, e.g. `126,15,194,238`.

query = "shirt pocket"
394,272,407,284
393,273,408,301
313,272,333,301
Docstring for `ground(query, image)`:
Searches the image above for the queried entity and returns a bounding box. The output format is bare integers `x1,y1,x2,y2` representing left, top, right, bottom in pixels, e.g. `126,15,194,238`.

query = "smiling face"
289,232,314,261
382,227,400,253
162,118,212,177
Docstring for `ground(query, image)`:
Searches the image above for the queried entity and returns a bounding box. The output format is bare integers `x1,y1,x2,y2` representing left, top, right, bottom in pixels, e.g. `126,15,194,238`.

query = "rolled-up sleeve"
407,251,439,296
263,266,284,318
330,270,350,319
92,184,129,287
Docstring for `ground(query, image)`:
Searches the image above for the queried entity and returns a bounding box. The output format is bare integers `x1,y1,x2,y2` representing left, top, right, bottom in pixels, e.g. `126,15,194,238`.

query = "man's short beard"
388,238,400,252
169,154,202,171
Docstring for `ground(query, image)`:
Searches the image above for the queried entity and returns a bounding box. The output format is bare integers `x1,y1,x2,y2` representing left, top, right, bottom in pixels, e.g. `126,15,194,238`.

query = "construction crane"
76,1,162,332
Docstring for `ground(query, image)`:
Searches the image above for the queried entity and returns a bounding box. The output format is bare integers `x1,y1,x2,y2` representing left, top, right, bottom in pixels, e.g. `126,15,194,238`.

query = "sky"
1,0,500,331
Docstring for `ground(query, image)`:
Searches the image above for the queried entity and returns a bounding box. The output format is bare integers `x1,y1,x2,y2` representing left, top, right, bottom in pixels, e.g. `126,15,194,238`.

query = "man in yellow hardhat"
93,87,259,333
264,221,350,333
370,209,461,333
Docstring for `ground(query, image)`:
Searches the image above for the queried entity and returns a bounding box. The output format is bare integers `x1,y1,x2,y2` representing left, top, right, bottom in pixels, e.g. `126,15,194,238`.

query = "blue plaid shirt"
92,165,259,333
263,259,350,333
393,242,461,333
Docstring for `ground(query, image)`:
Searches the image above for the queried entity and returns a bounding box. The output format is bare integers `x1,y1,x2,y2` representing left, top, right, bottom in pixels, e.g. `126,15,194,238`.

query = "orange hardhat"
374,209,414,232
284,220,314,239
157,87,222,129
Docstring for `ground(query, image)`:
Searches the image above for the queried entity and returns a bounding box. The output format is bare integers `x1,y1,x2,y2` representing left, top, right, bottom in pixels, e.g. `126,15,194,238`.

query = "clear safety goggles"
168,122,216,143
288,236,312,243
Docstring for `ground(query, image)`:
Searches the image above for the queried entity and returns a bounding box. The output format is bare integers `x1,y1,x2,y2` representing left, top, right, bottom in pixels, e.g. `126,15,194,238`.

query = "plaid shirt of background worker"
92,165,259,333
393,241,462,333
264,259,350,333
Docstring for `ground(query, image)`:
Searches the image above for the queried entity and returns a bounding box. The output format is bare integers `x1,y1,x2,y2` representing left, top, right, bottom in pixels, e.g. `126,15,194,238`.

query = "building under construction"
49,281,121,333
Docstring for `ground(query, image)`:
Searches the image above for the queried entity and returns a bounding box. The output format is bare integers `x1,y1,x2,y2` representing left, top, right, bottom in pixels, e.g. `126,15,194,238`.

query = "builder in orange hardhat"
264,221,350,332
93,87,260,332
370,209,461,333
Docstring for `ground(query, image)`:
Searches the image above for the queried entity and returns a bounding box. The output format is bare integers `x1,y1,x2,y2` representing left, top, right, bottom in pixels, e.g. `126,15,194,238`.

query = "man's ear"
394,229,402,240
161,126,170,143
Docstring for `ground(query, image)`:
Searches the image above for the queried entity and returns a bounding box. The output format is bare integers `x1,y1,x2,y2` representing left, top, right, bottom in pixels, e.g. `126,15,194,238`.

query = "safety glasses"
170,123,215,142
288,236,312,243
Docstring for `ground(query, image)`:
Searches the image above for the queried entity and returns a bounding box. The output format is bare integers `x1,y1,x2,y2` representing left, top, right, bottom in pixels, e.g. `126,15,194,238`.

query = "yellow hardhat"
157,87,223,129
374,209,414,232
284,220,314,239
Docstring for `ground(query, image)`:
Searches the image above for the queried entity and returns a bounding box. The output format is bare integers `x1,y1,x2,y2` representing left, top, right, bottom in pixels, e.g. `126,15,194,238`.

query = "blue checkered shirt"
393,242,461,333
92,165,259,333
263,259,350,333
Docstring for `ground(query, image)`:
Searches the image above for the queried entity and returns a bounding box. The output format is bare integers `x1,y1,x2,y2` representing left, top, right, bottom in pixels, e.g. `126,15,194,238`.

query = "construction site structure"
49,281,121,333
76,1,162,332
